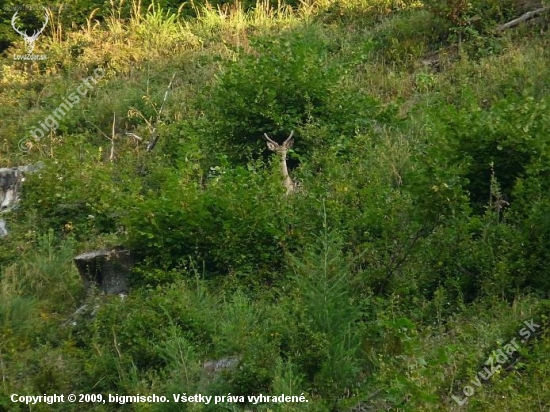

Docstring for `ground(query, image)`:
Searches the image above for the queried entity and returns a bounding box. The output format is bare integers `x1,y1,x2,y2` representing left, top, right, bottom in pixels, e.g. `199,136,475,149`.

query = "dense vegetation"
1,0,550,410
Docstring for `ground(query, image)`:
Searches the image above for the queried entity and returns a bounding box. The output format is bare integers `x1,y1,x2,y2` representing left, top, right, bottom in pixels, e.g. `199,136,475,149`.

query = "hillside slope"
1,1,550,410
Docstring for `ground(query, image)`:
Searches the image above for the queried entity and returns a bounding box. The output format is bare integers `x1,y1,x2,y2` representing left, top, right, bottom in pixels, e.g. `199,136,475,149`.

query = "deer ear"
285,137,294,149
266,141,277,151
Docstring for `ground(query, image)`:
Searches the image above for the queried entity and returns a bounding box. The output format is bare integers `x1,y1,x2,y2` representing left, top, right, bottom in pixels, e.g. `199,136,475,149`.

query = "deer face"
263,131,294,154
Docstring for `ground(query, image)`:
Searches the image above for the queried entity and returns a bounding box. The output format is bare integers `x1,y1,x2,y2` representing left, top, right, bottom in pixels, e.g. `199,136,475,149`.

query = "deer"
263,131,296,195
11,7,49,55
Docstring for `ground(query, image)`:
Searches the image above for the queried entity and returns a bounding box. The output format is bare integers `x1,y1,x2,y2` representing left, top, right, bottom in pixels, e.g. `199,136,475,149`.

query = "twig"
146,72,177,152
125,132,143,141
85,118,117,161
85,119,110,140
110,112,116,162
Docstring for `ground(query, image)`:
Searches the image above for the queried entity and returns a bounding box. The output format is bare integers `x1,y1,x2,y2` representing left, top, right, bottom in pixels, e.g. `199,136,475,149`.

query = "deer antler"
263,131,294,146
283,130,294,145
263,132,277,145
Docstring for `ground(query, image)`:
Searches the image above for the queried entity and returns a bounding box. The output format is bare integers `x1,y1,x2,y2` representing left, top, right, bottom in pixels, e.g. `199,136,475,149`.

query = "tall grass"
0,230,82,313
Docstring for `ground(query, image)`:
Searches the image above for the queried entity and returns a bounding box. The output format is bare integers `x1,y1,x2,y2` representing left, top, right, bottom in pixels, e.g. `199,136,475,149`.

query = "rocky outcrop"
202,356,241,382
74,247,133,295
1,167,25,212
0,163,43,237
0,219,7,237
202,356,240,375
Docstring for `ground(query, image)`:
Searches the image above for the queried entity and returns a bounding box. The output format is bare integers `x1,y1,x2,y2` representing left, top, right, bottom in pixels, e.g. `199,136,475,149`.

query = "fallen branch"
496,6,550,32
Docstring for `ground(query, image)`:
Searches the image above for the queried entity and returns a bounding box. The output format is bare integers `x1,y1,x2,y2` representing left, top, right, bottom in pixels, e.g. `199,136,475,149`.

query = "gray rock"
0,163,44,236
74,247,133,295
0,219,7,237
202,356,241,375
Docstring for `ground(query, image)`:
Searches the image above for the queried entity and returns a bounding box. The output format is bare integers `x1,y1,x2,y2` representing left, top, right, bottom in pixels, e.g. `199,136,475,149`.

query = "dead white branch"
496,6,550,32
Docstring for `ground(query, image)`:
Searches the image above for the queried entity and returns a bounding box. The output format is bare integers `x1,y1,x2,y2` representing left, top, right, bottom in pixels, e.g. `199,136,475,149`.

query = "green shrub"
123,160,297,283
21,155,121,237
203,24,348,162
420,90,550,212
424,0,518,29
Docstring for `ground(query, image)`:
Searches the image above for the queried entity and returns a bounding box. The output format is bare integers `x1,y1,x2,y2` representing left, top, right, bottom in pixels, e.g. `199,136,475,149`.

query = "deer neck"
279,150,294,194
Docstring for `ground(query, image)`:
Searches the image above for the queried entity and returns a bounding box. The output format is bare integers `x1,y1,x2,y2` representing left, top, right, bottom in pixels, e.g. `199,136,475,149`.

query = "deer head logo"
11,7,49,55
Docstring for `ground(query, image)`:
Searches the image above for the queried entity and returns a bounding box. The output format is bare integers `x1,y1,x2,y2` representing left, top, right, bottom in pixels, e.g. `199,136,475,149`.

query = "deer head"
11,7,49,54
263,130,294,154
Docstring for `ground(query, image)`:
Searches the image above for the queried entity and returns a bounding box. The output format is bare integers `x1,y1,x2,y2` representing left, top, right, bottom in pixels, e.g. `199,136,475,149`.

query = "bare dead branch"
110,112,116,162
125,132,143,141
146,72,177,152
496,6,550,32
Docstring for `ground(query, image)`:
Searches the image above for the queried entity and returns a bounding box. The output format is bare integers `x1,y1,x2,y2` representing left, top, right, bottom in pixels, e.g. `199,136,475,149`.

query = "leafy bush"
123,160,299,284
420,90,550,212
20,155,122,237
422,0,521,58
203,24,347,161
424,0,518,29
